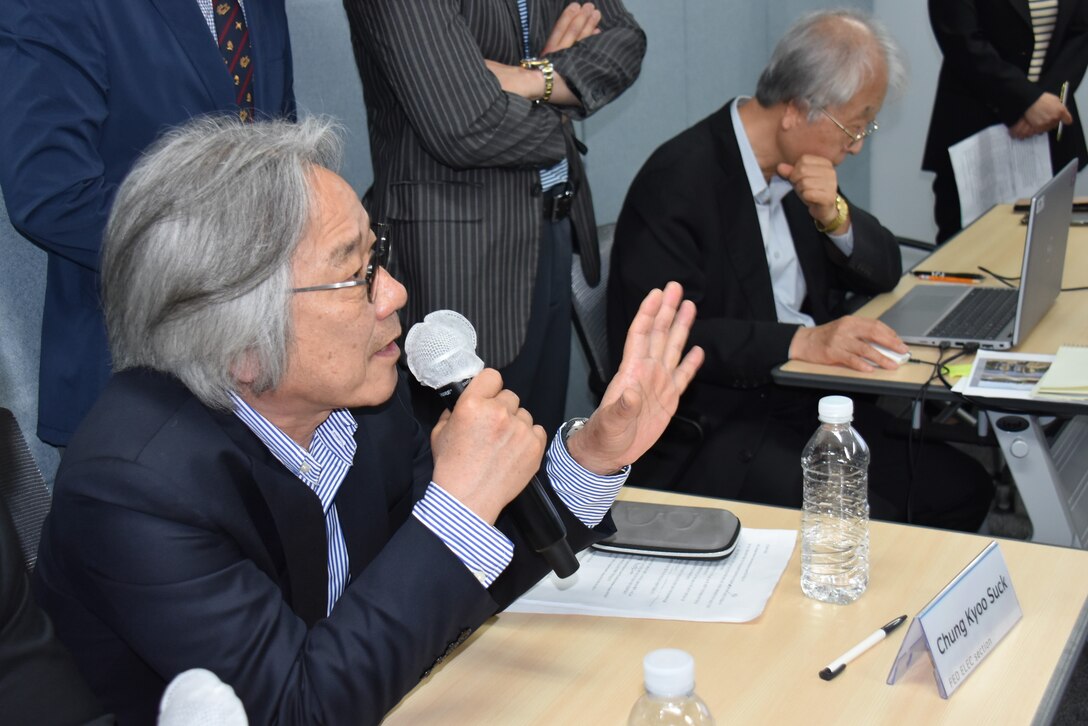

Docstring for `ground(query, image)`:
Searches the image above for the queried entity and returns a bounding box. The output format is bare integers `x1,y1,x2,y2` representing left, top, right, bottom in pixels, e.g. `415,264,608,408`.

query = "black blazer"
342,0,646,366
607,102,900,493
34,369,606,724
923,0,1088,175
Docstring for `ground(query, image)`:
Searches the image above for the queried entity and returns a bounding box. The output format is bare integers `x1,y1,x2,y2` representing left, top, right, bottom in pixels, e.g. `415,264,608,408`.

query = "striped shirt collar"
229,393,358,512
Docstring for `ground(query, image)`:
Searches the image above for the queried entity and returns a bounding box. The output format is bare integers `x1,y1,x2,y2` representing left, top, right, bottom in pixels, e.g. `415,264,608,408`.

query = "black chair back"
0,407,52,572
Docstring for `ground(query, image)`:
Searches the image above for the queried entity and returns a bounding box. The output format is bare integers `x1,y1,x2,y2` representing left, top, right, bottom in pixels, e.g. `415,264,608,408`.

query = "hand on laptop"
789,316,908,372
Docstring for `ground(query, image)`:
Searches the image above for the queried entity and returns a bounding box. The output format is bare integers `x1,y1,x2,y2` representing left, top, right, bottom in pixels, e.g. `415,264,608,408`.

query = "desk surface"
386,487,1088,725
775,204,1088,404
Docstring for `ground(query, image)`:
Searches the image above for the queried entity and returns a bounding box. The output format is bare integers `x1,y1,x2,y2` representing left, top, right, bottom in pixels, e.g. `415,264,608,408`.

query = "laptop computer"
879,158,1075,350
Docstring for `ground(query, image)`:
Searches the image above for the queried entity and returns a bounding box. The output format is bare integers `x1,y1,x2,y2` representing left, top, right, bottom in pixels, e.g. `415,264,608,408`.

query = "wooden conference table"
386,487,1088,725
774,204,1088,547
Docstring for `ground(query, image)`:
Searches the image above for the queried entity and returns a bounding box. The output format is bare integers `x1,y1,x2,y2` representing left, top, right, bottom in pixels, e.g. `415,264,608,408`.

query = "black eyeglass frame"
291,222,391,303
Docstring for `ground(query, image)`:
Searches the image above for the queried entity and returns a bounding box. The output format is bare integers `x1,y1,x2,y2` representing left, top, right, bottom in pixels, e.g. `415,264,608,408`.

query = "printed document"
949,124,1051,228
952,349,1055,400
506,528,796,623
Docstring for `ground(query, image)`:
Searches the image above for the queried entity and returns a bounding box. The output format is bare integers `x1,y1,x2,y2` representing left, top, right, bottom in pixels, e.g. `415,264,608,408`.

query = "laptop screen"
1013,158,1076,345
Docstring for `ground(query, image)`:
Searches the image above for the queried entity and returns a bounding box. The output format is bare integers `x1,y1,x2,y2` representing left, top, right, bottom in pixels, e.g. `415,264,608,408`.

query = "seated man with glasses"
33,116,703,725
606,10,994,531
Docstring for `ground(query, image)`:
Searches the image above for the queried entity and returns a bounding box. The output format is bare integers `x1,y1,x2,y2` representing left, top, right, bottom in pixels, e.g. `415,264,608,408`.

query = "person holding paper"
924,0,1088,243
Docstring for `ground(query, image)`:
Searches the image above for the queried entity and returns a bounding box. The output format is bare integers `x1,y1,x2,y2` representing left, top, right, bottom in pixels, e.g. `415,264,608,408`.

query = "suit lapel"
148,0,235,110
527,0,547,56
216,412,330,626
1050,0,1074,62
1008,0,1031,26
505,0,527,54
335,425,393,579
337,387,425,578
714,104,780,322
783,193,831,321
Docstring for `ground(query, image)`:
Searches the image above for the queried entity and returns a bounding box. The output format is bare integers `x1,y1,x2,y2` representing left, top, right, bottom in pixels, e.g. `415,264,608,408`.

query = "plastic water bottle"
628,649,715,726
800,395,870,605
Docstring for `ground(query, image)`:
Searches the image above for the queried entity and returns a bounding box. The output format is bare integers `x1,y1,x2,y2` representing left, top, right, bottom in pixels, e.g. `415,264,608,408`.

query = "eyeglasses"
291,222,391,303
820,108,879,146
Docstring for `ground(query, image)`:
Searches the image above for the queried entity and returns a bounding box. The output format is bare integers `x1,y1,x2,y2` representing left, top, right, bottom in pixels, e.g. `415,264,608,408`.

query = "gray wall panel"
287,0,374,197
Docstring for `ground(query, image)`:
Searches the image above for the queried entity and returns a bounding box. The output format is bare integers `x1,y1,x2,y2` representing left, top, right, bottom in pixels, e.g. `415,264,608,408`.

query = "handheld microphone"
406,310,579,578
158,668,248,725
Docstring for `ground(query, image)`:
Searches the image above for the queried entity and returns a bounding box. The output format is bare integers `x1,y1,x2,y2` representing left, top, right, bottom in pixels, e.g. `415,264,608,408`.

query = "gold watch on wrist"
814,194,849,234
519,57,554,104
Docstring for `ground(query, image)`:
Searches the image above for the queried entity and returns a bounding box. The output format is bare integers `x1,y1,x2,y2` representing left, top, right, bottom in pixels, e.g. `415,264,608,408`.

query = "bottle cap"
643,648,695,697
818,395,853,424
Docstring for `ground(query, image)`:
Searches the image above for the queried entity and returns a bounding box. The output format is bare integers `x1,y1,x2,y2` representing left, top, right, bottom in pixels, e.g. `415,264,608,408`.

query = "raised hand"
566,282,704,475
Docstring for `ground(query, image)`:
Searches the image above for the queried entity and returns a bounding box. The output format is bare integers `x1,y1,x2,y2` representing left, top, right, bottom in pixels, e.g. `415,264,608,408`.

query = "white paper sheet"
505,529,797,623
948,124,1052,228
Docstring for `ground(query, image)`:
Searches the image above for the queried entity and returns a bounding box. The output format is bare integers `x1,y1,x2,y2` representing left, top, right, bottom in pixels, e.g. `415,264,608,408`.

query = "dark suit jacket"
607,102,900,495
342,0,645,366
34,369,606,725
0,0,295,445
923,0,1088,176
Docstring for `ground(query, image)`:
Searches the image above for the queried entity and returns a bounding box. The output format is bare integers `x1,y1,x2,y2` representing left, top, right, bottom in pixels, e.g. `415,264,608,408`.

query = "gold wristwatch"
519,57,554,104
815,194,849,234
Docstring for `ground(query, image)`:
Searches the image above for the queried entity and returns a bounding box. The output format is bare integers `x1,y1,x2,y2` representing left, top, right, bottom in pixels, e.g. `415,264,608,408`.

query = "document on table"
949,124,1051,228
952,349,1055,400
506,528,797,623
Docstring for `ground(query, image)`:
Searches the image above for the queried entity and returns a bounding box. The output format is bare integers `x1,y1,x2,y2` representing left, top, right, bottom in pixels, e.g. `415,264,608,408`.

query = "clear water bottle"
628,649,715,726
800,395,870,605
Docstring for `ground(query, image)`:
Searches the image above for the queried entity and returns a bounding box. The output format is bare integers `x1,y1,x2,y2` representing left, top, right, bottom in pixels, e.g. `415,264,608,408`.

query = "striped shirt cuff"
412,483,514,588
545,427,628,527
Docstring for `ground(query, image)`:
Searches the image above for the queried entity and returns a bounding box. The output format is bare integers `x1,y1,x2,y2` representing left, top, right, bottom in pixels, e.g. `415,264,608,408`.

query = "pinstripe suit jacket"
343,0,645,366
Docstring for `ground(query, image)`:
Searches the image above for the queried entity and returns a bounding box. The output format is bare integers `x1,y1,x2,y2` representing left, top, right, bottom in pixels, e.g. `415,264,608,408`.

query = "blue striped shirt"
232,396,626,598
231,394,354,616
519,0,569,191
413,424,627,586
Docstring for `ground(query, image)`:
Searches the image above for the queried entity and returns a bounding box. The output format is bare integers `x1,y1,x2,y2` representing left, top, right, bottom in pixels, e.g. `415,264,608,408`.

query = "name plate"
887,541,1022,698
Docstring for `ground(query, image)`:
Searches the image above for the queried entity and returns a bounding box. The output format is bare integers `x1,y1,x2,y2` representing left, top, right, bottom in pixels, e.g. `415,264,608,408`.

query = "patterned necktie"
213,0,256,122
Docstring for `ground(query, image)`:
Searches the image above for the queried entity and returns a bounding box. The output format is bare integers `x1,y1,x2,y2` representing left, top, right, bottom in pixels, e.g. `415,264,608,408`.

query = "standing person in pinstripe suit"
343,0,646,436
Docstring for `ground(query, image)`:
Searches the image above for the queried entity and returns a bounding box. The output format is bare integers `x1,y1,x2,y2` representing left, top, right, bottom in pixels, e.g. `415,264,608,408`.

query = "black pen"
819,615,908,681
912,270,984,283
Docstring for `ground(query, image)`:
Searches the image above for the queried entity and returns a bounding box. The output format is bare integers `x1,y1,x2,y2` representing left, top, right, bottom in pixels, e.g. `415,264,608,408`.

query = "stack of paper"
1033,346,1088,400
505,529,796,623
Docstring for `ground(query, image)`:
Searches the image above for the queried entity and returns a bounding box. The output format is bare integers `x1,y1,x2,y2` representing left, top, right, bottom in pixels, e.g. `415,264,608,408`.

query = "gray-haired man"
33,116,702,724
608,10,994,531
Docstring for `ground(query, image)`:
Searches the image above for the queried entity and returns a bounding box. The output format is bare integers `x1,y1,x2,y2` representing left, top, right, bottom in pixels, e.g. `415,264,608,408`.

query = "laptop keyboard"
929,287,1017,340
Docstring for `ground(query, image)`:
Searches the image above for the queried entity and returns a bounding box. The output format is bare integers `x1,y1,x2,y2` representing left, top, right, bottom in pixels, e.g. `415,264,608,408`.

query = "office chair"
0,407,52,572
570,224,705,488
571,224,616,398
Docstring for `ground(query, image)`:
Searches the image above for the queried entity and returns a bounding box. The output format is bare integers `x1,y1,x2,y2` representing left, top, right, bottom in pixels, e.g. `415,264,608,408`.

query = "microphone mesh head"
158,668,248,725
405,310,485,389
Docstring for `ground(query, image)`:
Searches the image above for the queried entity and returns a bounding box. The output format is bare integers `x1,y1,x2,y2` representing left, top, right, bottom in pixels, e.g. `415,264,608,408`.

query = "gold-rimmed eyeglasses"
291,222,391,303
820,108,879,146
